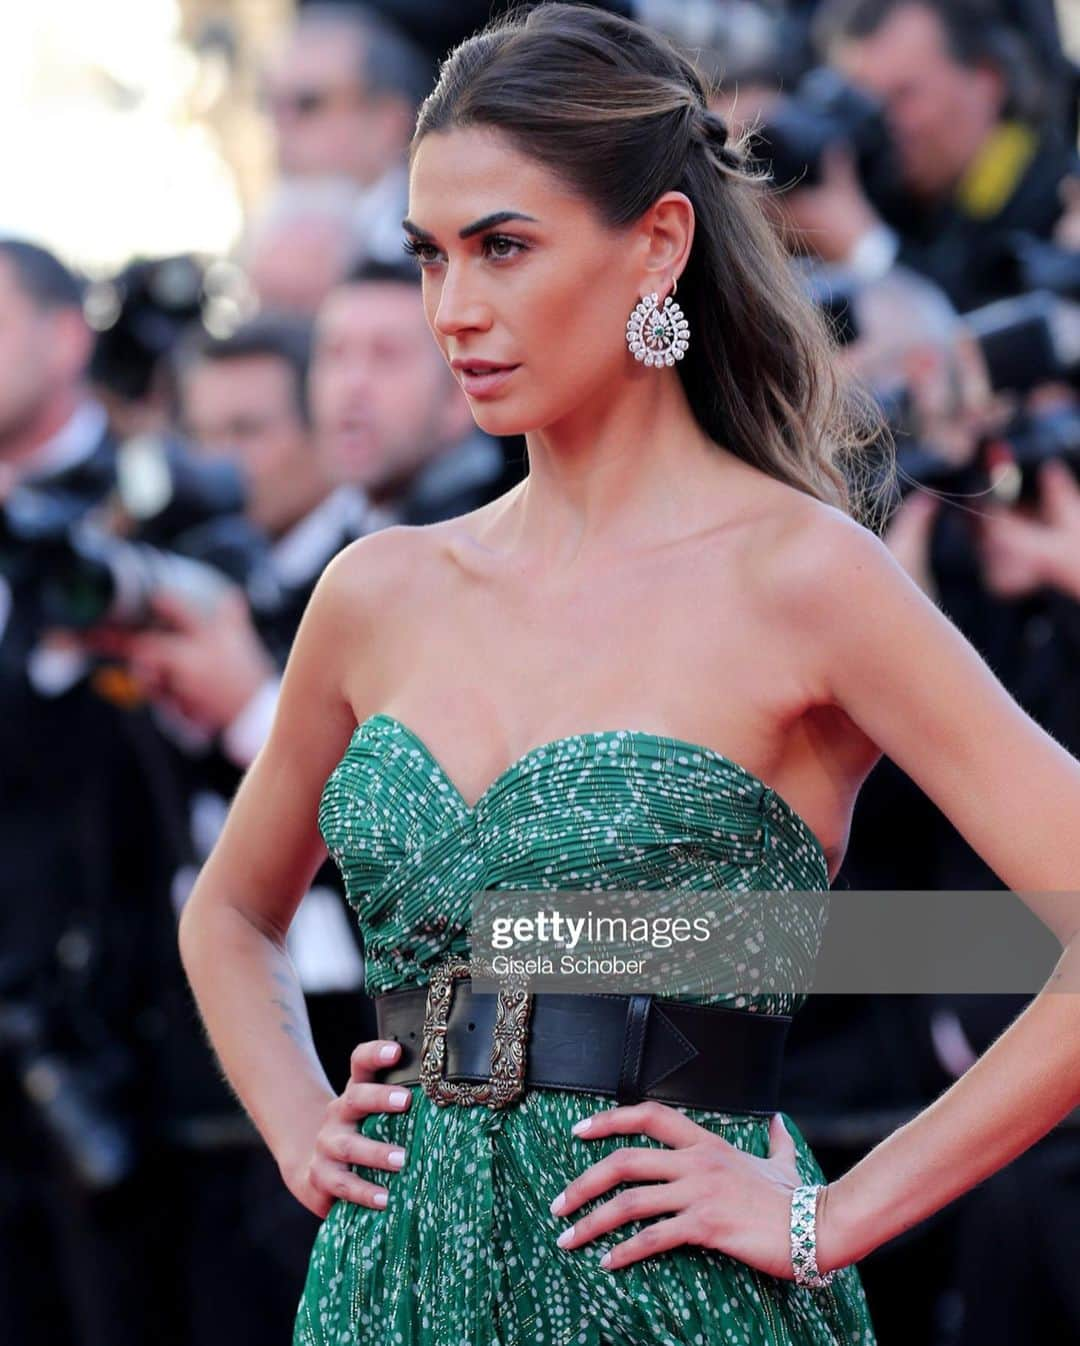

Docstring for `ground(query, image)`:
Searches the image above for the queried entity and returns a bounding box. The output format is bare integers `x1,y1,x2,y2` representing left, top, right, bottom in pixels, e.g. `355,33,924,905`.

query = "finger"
768,1112,798,1171
126,632,184,668
552,1146,686,1218
320,1128,407,1177
350,1038,406,1083
905,491,941,520
148,587,204,632
552,1179,694,1249
77,628,138,659
597,1212,696,1271
1040,459,1079,521
309,1157,393,1210
977,510,1033,543
216,585,252,621
339,1080,413,1122
556,1176,695,1251
570,1099,706,1149
822,141,857,181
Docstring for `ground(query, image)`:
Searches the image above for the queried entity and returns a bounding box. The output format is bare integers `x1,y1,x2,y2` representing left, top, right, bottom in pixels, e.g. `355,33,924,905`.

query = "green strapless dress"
294,713,877,1346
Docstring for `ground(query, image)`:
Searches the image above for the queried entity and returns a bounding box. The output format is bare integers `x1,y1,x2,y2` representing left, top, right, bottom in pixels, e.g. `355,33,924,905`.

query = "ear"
636,191,695,299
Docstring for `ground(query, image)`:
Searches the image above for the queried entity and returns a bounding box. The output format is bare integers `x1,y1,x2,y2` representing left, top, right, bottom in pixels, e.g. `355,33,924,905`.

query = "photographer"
0,239,197,1344
781,0,1080,311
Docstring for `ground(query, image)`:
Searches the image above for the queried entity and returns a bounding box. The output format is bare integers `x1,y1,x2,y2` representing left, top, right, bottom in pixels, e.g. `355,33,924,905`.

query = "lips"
451,359,520,398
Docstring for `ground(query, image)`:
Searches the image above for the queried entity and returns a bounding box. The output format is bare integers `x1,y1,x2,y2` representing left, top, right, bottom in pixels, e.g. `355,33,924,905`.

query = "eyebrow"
401,210,539,242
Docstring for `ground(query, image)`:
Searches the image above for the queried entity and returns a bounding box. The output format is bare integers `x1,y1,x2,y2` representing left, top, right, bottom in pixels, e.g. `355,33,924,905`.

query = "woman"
179,7,1080,1345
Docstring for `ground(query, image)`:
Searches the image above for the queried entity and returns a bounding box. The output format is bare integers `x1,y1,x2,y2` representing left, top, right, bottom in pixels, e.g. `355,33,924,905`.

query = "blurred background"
1,1,1078,1343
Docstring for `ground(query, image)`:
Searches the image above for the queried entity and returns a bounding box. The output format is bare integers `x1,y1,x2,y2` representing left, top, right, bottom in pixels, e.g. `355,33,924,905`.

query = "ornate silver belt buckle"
419,955,533,1108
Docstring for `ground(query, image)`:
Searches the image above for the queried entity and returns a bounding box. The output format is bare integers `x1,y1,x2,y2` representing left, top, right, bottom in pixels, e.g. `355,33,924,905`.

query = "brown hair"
411,2,895,527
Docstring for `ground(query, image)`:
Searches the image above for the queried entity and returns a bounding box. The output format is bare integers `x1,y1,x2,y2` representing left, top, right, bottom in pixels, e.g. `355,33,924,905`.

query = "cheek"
258,430,297,465
1,349,42,405
310,368,343,418
528,282,627,390
368,364,419,430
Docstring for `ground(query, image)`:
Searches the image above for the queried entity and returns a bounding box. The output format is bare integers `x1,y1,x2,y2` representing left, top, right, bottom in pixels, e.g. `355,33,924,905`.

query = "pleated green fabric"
294,713,877,1346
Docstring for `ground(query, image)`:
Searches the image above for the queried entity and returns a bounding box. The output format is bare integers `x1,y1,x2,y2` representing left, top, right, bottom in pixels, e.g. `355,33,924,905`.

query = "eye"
402,237,443,266
483,234,527,261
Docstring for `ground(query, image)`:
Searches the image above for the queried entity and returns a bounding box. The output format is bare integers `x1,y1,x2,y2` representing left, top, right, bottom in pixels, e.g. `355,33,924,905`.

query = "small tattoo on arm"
270,970,308,1047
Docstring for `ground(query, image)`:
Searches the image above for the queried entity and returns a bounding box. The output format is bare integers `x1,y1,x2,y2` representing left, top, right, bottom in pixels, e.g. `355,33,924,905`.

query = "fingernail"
600,1251,612,1269
379,1043,400,1061
557,1227,574,1247
373,1191,388,1207
550,1192,565,1215
389,1089,409,1106
571,1118,592,1134
388,1149,406,1168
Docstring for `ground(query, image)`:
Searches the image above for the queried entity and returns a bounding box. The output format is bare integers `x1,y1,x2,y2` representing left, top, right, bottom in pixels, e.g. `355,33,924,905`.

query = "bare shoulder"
328,485,523,596
751,487,893,617
317,520,431,609
285,523,439,718
311,514,475,632
732,482,894,777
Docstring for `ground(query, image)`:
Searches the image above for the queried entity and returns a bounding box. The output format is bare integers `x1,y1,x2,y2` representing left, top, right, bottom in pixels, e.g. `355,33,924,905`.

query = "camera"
0,434,270,636
892,404,1080,512
750,67,905,218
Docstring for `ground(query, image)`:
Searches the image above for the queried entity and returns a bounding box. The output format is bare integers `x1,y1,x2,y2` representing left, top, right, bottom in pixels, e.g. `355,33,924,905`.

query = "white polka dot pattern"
293,715,876,1345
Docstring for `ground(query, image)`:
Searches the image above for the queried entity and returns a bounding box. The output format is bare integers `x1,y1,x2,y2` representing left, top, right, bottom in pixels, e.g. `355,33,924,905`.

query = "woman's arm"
177,529,397,1181
782,509,1080,1272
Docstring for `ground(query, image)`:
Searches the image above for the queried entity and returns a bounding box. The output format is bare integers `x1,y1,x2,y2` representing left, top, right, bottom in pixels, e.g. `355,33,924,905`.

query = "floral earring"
626,278,689,367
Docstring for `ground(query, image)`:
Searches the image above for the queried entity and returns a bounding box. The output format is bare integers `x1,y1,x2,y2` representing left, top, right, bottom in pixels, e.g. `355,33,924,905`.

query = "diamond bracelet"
790,1183,836,1289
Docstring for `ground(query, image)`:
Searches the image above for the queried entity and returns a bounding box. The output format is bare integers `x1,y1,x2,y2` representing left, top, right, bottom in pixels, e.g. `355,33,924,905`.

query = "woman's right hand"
283,1039,413,1219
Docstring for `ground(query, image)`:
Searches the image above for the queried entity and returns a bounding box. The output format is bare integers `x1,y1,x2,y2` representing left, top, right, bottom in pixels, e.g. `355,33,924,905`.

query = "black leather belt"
374,957,790,1116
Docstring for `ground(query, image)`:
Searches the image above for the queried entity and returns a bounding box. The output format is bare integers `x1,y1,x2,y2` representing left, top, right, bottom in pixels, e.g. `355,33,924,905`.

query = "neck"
366,442,450,509
1,389,84,475
268,468,337,539
504,370,728,570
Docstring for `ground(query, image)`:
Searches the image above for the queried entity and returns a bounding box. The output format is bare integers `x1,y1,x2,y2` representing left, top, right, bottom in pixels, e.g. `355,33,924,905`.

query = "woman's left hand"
549,1103,810,1279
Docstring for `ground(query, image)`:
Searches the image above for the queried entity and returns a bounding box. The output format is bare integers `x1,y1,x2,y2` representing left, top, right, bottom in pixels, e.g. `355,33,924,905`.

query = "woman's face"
404,127,646,438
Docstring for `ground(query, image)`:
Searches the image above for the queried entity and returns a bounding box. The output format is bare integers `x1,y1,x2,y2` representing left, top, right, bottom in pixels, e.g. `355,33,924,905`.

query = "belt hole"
408,1031,416,1039
467,1021,475,1031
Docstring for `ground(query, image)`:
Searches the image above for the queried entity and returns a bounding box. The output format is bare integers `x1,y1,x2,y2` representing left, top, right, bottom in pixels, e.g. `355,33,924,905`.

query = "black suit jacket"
886,123,1080,314
0,427,195,1162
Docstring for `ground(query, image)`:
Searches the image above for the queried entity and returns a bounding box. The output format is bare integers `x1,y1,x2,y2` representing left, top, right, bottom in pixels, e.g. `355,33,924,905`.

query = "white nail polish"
550,1192,565,1214
557,1227,574,1247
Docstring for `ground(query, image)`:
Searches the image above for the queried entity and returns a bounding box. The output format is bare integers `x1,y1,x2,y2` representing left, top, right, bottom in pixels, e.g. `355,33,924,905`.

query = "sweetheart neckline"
349,711,829,875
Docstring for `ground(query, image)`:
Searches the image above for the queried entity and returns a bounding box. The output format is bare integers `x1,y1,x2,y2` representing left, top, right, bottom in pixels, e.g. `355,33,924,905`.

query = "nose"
432,265,491,339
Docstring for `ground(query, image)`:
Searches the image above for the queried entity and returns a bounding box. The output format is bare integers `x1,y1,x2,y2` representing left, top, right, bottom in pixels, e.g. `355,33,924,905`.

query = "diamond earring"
626,282,690,367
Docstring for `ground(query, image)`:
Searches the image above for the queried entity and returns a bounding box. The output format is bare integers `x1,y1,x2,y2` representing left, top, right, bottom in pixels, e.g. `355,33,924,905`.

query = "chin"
468,400,537,439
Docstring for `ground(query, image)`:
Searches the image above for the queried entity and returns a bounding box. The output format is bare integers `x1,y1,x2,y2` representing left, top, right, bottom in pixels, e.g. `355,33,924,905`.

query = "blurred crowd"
1,2,1078,1344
